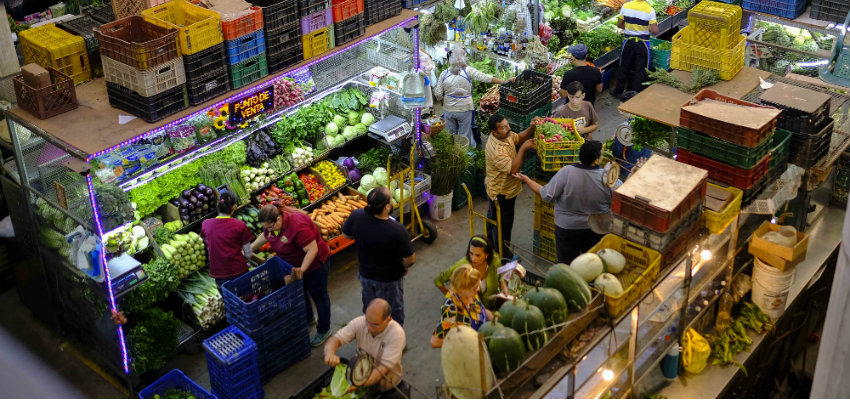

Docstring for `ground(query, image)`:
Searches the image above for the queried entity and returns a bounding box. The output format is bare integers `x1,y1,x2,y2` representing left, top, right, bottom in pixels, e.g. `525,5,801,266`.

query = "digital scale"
369,115,411,143
106,253,148,296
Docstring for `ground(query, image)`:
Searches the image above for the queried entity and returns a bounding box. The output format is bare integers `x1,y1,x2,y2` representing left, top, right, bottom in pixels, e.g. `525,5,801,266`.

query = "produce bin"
228,53,269,88
787,119,834,169
302,25,333,60
685,0,742,49
332,0,364,22
534,118,584,172
703,183,743,235
221,256,304,330
743,0,807,19
364,0,401,25
224,30,267,65
300,0,331,16
105,82,188,123
13,68,78,119
758,81,831,135
266,25,303,73
671,27,745,80
532,229,557,262
96,16,180,71
589,234,662,318
255,0,300,34
498,69,552,114
676,148,770,190
333,13,366,46
769,128,792,178
102,56,186,98
112,0,170,21
300,7,333,35
220,5,264,40
810,0,850,24
650,37,672,71
203,326,264,399
676,127,771,169
139,369,216,399
19,23,91,85
142,0,224,56
680,89,780,147
56,15,103,78
611,203,703,251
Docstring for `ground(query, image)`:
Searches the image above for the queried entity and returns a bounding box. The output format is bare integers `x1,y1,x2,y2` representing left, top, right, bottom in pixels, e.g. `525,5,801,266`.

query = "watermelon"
498,298,528,327
545,263,592,313
526,284,569,326
478,312,504,344
488,326,526,373
511,303,548,351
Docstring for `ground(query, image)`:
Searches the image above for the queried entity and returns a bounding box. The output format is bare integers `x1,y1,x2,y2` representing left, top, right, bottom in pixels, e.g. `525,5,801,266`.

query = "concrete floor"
0,92,627,398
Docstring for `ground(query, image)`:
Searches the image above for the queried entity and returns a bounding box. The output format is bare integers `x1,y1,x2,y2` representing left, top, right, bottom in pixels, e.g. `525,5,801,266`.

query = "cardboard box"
21,63,51,89
749,221,808,270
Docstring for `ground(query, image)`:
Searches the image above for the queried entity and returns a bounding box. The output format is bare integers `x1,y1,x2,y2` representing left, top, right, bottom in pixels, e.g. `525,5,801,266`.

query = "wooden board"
617,67,773,127
614,155,708,213
6,10,418,158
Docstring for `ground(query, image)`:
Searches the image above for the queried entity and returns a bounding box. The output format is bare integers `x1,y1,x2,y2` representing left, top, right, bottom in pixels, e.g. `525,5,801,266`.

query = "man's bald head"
367,298,391,320
365,298,392,336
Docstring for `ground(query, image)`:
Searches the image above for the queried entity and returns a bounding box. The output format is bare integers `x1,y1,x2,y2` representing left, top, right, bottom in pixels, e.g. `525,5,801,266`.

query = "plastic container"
300,7,333,35
112,0,170,21
257,334,311,383
220,6,264,41
300,0,331,17
685,0,742,50
533,192,555,236
612,203,702,251
239,289,308,351
255,0,300,34
301,25,333,60
703,183,743,234
810,0,850,24
86,4,116,23
498,102,552,133
228,53,269,88
97,16,180,70
680,89,779,147
102,56,186,97
56,15,103,78
671,27,745,80
332,0,364,22
429,192,453,221
225,29,267,65
183,42,227,81
743,0,807,19
661,216,703,268
676,148,770,190
534,119,585,172
788,120,833,169
532,229,557,262
769,128,791,172
364,0,401,25
498,69,553,114
758,82,831,135
19,24,91,85
650,37,672,71
266,25,303,73
139,369,216,399
187,69,229,105
106,82,188,123
142,0,224,56
13,68,78,119
221,257,303,330
202,326,265,399
752,257,794,319
742,172,770,206
333,13,365,45
676,127,771,169
589,234,663,318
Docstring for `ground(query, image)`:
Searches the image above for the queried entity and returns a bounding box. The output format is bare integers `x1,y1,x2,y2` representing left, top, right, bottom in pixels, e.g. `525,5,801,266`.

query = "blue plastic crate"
225,30,267,65
258,334,311,383
235,297,309,351
743,0,807,19
222,257,307,330
202,326,264,399
401,0,424,8
139,370,216,399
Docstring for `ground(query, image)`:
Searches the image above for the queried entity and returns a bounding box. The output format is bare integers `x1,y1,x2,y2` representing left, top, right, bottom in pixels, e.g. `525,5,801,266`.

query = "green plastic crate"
676,127,771,169
499,102,552,133
650,37,672,71
229,53,269,88
521,152,538,176
770,129,792,171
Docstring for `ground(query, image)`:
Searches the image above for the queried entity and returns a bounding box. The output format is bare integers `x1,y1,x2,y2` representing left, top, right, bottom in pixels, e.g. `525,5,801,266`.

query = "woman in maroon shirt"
252,205,332,347
200,192,254,293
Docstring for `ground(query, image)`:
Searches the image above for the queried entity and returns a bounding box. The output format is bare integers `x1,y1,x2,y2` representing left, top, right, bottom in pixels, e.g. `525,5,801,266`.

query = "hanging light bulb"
602,369,614,381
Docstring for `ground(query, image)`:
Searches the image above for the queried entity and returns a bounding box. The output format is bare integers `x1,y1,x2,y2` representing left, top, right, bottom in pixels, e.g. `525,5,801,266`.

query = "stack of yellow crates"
670,1,745,80
19,24,91,85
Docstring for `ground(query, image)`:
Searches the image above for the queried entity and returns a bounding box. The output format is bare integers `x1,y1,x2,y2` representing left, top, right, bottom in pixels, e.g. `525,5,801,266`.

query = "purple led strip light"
86,174,130,374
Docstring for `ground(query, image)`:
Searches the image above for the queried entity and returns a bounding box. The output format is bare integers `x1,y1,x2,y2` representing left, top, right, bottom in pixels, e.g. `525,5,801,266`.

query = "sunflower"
213,117,226,130
239,120,250,129
206,109,215,117
219,106,228,118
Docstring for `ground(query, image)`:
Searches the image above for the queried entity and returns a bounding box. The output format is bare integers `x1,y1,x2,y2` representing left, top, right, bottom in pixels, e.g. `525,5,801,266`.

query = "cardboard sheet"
614,155,708,212
681,99,782,129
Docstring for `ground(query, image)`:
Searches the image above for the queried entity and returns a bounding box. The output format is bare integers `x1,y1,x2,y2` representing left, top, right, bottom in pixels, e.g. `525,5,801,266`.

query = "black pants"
613,38,651,96
555,226,603,264
486,194,516,255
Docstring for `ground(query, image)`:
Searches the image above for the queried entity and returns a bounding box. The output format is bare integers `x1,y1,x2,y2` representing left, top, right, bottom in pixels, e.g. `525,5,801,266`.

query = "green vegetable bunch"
464,0,502,35
631,117,670,150
575,24,623,60
704,301,773,374
427,132,470,196
128,308,180,375
122,258,179,313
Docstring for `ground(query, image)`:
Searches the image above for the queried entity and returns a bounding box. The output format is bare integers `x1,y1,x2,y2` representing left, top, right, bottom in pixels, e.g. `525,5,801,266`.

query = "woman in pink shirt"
200,192,254,293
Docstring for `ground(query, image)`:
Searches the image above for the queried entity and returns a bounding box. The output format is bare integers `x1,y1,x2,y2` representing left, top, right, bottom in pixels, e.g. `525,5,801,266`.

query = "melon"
545,263,592,313
441,325,495,398
594,273,625,297
525,284,569,326
478,312,504,344
498,298,528,326
597,248,626,274
488,326,526,373
570,253,604,282
511,303,548,351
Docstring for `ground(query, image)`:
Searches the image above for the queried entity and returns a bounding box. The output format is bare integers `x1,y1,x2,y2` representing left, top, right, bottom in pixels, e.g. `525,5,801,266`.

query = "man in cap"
514,141,620,263
559,43,603,106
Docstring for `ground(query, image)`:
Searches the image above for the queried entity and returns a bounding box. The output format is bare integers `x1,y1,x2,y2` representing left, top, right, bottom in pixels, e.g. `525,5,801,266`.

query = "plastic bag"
682,328,711,374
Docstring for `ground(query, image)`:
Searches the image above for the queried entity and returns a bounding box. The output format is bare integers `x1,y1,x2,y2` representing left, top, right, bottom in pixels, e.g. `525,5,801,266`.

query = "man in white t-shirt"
323,298,406,392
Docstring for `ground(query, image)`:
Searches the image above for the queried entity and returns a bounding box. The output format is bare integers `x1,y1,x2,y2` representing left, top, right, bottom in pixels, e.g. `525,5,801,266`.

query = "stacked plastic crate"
111,0,170,20
532,190,557,262
758,82,833,172
677,89,782,207
300,0,335,60
810,0,850,24
221,257,311,384
332,0,365,46
203,326,265,399
364,0,401,25
253,0,302,73
95,16,188,123
610,155,708,267
18,23,92,85
497,70,552,134
56,15,104,78
670,1,745,81
742,0,807,19
208,0,270,89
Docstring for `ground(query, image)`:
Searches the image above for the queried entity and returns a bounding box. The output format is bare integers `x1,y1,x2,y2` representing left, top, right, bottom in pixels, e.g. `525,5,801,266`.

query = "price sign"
229,85,274,126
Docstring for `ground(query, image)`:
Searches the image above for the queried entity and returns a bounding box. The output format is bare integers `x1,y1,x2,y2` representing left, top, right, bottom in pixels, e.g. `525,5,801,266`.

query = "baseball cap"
568,43,589,60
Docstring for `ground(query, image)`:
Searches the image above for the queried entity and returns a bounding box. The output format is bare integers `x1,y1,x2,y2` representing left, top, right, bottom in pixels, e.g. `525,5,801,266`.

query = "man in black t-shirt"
559,44,603,106
342,187,415,326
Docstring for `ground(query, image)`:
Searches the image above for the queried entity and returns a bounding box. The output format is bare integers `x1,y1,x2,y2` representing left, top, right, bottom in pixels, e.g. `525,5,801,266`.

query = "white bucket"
429,192,453,221
751,258,795,319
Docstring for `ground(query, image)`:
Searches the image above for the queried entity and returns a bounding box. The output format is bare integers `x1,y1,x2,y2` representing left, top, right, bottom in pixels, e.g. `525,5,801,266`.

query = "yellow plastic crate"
534,118,584,172
533,191,555,236
703,183,742,234
671,27,745,80
686,0,742,50
142,0,223,56
19,24,91,85
301,25,334,60
589,234,662,318
533,229,557,263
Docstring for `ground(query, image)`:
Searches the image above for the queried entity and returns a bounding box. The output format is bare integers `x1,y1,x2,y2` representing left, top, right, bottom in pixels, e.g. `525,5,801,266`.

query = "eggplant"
182,189,192,198
202,203,210,211
189,195,198,204
169,198,180,207
178,198,191,209
197,184,209,192
197,194,208,203
203,187,215,197
179,208,188,215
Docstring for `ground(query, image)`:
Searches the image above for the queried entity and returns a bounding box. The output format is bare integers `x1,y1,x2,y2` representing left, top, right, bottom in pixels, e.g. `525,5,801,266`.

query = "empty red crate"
332,0,364,22
680,89,781,148
676,148,770,190
221,6,264,40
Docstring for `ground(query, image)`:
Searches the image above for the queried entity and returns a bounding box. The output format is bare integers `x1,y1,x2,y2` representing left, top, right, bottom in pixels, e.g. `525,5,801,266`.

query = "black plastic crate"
187,70,229,105
85,3,114,24
333,13,365,46
267,47,302,73
759,89,831,135
184,43,228,84
106,82,188,123
788,118,834,169
299,0,331,17
265,24,302,57
365,0,401,25
254,0,300,35
810,0,850,24
499,69,552,114
56,15,103,78
741,173,769,207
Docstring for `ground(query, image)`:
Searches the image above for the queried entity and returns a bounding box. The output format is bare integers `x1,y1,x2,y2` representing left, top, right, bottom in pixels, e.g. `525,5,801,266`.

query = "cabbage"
360,174,377,190
373,168,388,186
343,126,357,140
393,188,402,203
390,179,400,191
333,115,348,128
332,135,346,147
354,123,368,135
361,112,376,125
348,111,360,125
325,122,339,135
561,4,571,17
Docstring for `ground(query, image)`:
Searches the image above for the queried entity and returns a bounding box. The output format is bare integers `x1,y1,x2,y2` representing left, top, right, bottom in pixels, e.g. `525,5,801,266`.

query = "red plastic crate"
612,175,707,233
221,6,264,41
680,89,781,148
676,148,770,190
332,0,364,22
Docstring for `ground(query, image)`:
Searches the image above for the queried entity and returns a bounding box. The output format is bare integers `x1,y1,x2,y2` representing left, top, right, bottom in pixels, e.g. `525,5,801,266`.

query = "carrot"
311,209,319,219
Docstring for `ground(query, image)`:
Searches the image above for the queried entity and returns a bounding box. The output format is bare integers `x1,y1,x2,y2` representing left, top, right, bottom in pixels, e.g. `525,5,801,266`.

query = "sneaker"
310,331,331,347
619,91,638,101
308,314,318,326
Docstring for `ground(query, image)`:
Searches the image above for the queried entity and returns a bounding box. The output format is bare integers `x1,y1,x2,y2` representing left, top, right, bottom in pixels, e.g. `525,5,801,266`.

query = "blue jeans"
359,275,405,326
303,259,332,334
444,110,475,148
